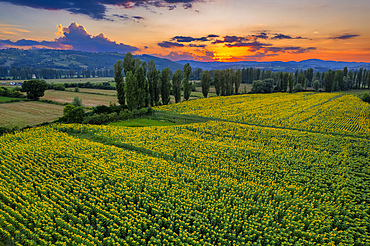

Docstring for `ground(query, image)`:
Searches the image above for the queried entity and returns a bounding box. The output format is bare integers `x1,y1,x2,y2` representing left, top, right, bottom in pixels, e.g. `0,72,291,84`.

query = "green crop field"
110,118,177,127
0,96,24,103
0,92,369,245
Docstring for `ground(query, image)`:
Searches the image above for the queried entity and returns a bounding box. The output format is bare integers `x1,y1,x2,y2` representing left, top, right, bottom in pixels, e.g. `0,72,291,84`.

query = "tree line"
0,67,114,80
199,67,370,95
114,53,192,110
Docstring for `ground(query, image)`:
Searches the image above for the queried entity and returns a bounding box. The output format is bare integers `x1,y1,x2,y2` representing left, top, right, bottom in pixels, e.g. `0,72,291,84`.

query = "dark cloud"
271,33,307,40
189,44,206,48
113,14,144,22
183,3,192,9
0,0,203,20
271,33,293,39
0,22,138,53
212,35,271,51
207,34,219,38
329,34,360,40
251,32,269,39
158,41,185,48
171,35,211,42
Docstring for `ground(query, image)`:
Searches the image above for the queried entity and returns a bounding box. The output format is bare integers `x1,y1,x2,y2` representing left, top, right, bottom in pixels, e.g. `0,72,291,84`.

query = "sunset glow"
0,0,369,62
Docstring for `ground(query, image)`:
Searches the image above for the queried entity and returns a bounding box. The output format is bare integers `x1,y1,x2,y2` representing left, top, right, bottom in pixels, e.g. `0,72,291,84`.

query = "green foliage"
0,126,19,136
288,73,295,93
123,52,135,76
22,79,48,100
281,72,289,92
72,96,83,107
172,69,182,103
51,83,65,91
114,59,125,106
83,111,132,124
110,117,175,127
61,105,85,123
361,92,370,103
294,83,303,92
251,80,266,93
135,66,147,108
92,104,122,115
214,69,221,96
225,69,234,95
147,60,160,106
125,71,138,111
0,87,25,98
235,69,242,94
313,80,320,91
182,63,192,101
220,70,226,96
201,70,211,98
264,78,274,93
160,68,171,105
324,70,335,92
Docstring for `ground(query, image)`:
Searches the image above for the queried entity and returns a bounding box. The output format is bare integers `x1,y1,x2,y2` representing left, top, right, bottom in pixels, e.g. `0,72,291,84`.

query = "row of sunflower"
1,119,367,245
155,92,370,137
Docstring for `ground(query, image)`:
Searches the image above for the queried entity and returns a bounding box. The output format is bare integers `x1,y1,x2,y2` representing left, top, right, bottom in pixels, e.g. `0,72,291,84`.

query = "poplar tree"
182,63,192,101
201,70,211,98
235,69,242,94
135,66,146,108
172,69,182,103
160,68,171,105
123,52,135,76
221,70,226,96
288,73,295,93
214,69,221,96
147,60,159,106
125,71,138,111
114,59,125,106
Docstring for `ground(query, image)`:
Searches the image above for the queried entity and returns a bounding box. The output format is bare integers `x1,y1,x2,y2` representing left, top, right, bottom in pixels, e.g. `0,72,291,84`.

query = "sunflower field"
0,92,369,245
156,92,370,137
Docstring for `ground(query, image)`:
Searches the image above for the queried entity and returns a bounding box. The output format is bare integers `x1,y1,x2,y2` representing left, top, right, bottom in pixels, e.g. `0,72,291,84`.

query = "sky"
0,0,369,62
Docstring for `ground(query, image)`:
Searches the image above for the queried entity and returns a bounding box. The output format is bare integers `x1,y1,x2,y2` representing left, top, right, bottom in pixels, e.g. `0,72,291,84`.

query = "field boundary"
155,110,370,140
281,93,344,123
57,128,186,165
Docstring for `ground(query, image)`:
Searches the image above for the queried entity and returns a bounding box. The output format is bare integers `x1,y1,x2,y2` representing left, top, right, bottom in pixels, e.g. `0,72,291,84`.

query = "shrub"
61,105,85,123
251,80,266,93
53,84,66,91
313,80,320,92
361,92,370,103
294,83,303,92
72,96,83,107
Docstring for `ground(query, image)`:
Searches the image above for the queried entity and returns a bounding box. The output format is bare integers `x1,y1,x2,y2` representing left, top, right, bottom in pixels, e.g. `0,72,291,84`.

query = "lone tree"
22,79,48,100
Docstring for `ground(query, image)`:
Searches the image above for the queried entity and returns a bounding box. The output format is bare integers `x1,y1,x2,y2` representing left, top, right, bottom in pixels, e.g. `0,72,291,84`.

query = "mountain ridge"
0,48,369,72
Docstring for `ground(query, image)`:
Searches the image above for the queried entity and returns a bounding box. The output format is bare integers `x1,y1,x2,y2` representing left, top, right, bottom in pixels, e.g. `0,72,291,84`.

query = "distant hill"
0,48,182,71
176,59,370,72
0,48,369,72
